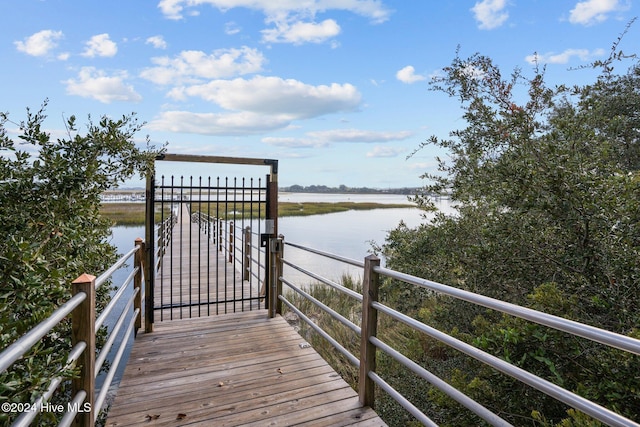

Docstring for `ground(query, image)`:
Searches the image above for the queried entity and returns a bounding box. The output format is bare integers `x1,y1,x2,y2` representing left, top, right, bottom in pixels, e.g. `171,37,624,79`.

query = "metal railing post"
276,235,284,315
134,238,144,335
359,254,380,408
71,274,96,426
243,226,251,281
144,173,154,333
228,221,234,263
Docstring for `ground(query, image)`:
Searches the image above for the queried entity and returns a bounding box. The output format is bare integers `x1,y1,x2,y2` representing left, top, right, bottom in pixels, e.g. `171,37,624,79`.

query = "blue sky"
2,0,637,188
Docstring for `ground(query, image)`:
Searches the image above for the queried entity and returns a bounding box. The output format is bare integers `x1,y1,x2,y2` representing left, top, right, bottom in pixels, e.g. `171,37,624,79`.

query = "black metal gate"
144,154,278,323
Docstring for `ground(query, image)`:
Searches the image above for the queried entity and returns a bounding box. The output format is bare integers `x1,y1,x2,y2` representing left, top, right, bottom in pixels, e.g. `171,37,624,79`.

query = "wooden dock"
105,311,386,426
107,202,385,426
154,204,263,320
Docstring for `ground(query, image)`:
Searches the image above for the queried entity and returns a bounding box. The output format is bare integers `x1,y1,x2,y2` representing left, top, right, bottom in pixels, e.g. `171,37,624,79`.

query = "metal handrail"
279,296,359,367
282,257,363,301
281,276,360,335
276,238,640,427
0,292,86,373
0,241,146,426
376,266,640,356
284,241,364,268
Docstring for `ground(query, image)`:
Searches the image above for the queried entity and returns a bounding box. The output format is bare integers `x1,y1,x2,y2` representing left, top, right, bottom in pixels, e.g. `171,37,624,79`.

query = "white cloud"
14,30,63,57
140,47,265,85
148,76,361,135
225,21,242,35
262,19,341,44
64,67,141,103
158,0,390,45
157,0,392,23
148,111,291,135
396,65,426,84
366,146,404,158
525,48,606,64
262,136,328,148
146,35,167,49
262,128,412,148
82,34,117,57
307,128,413,143
471,0,509,30
171,76,362,120
569,0,625,25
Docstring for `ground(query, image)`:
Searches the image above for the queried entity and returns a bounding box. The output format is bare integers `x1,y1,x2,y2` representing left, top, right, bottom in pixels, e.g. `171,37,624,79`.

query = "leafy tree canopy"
0,101,164,424
379,24,640,425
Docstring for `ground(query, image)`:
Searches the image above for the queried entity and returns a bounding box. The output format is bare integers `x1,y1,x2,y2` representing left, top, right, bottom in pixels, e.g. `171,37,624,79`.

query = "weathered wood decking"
154,204,263,320
106,311,385,426
107,203,385,426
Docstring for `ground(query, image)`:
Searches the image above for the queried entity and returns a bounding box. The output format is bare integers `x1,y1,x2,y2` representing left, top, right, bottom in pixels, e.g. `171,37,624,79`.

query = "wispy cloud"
148,111,290,135
225,21,242,35
261,136,328,148
366,146,404,158
262,129,412,148
146,35,167,49
14,30,63,57
82,34,117,57
470,0,509,30
158,0,392,23
396,65,426,84
307,129,413,143
262,19,341,45
569,0,627,25
64,67,141,103
157,0,391,45
525,48,606,64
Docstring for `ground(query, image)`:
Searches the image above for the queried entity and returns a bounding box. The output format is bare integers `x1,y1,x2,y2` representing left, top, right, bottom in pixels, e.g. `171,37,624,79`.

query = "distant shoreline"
102,200,415,226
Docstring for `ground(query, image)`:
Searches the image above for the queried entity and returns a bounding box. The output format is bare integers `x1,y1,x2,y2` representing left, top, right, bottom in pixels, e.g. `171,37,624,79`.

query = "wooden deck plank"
154,204,263,319
106,311,386,427
107,203,386,426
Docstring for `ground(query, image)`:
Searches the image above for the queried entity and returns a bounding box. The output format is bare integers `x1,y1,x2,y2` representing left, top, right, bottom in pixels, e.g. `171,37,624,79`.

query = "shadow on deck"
106,311,386,426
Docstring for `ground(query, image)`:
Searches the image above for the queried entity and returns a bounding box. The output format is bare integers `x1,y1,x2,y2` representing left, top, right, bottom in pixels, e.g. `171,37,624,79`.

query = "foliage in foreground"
0,102,163,425
378,30,640,425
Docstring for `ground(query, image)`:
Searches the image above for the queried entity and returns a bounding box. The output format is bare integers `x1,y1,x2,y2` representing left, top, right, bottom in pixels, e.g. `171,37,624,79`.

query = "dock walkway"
107,201,385,426
154,204,261,320
106,311,385,426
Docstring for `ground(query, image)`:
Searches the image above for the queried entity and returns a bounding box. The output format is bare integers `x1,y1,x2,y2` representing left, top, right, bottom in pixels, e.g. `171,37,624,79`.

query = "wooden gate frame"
144,154,278,332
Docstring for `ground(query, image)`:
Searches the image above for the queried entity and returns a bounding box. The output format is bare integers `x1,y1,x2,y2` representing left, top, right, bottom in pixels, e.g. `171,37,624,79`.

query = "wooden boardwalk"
107,203,385,426
105,311,386,426
154,204,263,320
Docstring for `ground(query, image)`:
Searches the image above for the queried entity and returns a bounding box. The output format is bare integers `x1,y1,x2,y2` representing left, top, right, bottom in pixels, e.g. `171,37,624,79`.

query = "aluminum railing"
0,239,147,427
273,238,640,427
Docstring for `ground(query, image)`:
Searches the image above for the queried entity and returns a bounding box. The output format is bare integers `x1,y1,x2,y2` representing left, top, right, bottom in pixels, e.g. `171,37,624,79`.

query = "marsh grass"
283,275,363,389
101,201,413,225
99,203,171,226
282,275,434,426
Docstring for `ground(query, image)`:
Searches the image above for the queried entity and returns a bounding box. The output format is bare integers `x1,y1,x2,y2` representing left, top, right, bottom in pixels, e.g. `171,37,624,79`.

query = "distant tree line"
281,184,419,195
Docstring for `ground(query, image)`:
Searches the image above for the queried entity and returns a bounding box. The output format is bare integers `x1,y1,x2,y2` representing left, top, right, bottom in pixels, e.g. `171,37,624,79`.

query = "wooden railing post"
268,237,284,318
359,254,380,409
243,226,251,281
71,274,96,426
134,238,144,335
228,221,234,263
